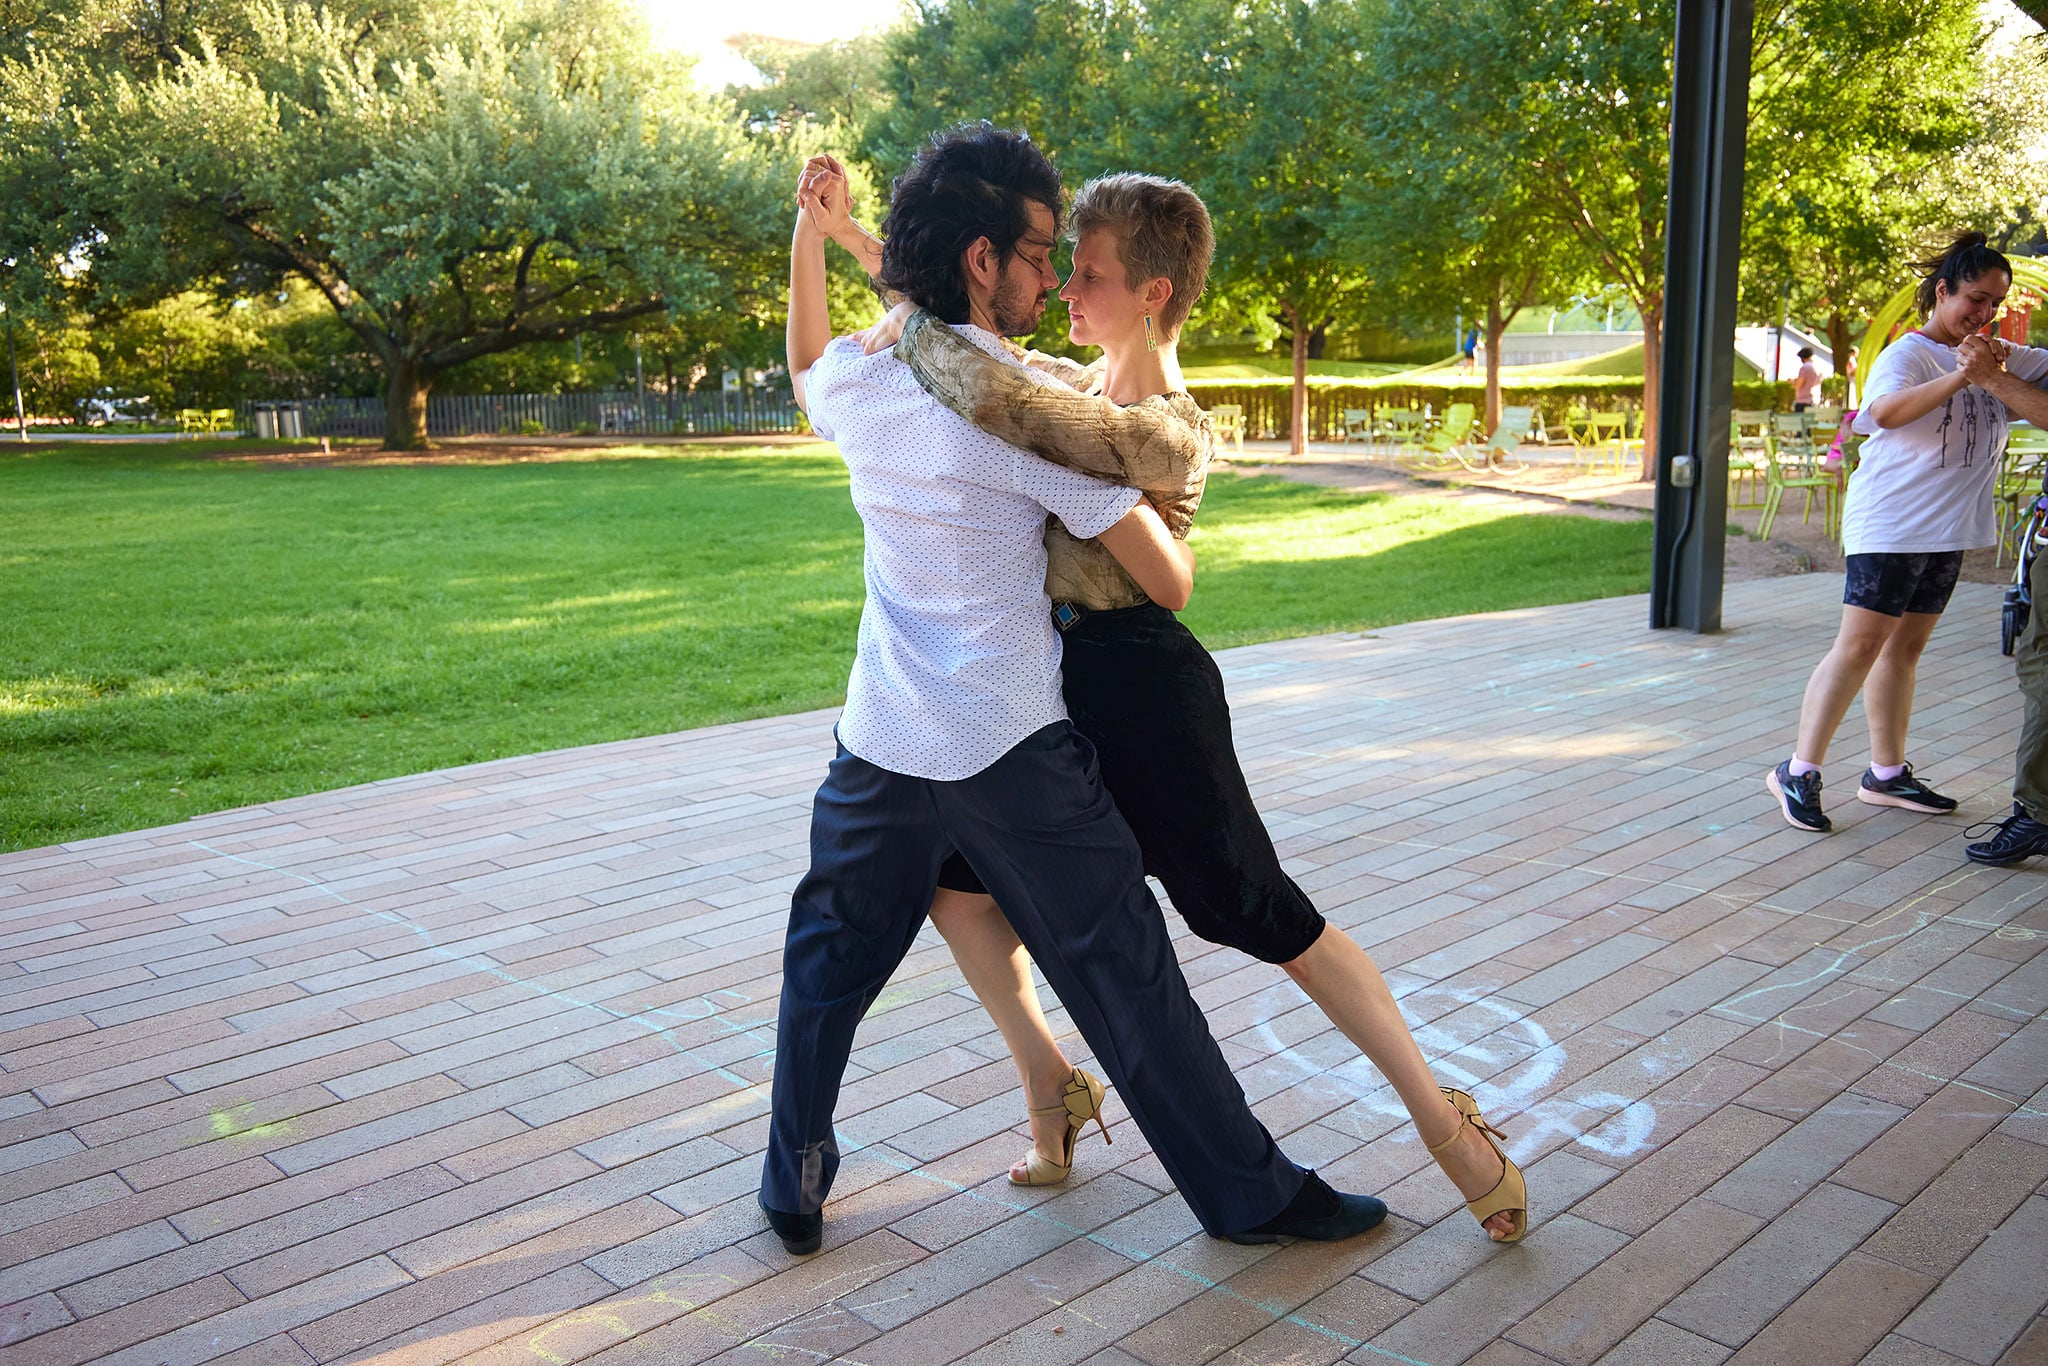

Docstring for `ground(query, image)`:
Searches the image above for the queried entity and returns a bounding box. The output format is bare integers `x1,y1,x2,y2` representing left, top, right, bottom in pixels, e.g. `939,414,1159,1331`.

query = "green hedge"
1184,375,1797,442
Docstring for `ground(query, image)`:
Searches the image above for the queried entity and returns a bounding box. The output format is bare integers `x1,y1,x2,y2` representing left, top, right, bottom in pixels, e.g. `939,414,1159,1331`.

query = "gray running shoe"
1856,764,1958,814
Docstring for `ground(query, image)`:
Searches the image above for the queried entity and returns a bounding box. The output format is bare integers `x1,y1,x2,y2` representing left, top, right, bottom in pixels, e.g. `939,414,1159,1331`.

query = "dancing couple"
758,122,1526,1255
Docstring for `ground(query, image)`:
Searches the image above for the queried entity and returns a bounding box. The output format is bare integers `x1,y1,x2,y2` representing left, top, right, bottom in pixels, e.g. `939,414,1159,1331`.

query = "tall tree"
1741,0,1987,375
869,0,1378,453
1353,0,1593,437
1480,0,1678,478
861,0,1136,176
1125,0,1377,454
1,0,787,448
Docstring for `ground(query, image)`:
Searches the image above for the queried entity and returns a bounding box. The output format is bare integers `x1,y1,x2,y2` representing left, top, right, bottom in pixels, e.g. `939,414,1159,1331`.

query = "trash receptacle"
251,402,305,439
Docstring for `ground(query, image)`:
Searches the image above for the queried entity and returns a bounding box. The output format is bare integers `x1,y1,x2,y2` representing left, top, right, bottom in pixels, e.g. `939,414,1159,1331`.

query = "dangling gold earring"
1144,314,1158,352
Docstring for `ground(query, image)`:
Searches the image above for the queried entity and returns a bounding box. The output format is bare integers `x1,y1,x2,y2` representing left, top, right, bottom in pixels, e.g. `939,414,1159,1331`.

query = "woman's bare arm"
802,154,886,282
1095,499,1196,610
786,205,830,414
1865,365,1971,430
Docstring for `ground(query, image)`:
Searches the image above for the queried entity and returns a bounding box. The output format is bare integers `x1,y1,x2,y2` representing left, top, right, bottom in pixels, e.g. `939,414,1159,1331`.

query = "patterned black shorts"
1843,551,1965,617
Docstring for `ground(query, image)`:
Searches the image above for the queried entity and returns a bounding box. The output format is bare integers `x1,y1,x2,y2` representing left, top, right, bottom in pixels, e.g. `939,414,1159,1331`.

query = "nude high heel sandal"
1011,1067,1111,1186
1429,1086,1528,1242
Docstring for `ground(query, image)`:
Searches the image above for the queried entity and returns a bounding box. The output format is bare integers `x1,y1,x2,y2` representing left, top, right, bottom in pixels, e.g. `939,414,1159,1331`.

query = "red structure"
1999,286,2037,345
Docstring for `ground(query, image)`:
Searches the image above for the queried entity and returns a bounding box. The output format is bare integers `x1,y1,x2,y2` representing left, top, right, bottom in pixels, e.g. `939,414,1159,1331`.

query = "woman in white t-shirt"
1768,233,2048,833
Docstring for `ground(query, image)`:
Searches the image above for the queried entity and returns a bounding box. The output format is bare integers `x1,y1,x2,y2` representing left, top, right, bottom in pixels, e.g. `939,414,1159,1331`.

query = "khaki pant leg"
2015,543,2048,819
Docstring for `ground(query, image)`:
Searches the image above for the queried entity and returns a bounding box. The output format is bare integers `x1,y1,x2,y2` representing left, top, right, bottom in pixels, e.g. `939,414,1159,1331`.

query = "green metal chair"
1758,414,1836,541
1378,407,1427,458
1413,402,1479,469
1997,425,2048,565
1727,408,1772,509
1586,412,1636,476
1209,403,1245,454
1482,405,1539,471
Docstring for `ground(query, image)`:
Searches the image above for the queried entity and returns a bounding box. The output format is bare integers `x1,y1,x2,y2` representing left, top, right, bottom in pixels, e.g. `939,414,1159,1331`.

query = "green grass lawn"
2,442,1651,850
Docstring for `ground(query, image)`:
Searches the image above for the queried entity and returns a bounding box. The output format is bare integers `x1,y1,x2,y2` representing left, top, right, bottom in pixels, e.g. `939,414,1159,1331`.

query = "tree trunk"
384,358,432,451
1483,294,1506,454
1638,302,1662,481
1287,302,1309,456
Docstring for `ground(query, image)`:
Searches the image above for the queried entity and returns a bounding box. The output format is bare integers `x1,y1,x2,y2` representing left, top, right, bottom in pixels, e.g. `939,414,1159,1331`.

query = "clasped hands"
1958,332,2013,387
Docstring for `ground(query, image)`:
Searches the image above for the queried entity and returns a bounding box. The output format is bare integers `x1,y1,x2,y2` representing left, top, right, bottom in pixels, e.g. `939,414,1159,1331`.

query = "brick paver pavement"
3,575,2043,1366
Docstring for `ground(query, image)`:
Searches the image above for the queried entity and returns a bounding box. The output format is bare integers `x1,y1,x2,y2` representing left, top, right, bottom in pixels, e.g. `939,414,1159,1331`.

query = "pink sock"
1788,758,1820,777
1871,761,1906,781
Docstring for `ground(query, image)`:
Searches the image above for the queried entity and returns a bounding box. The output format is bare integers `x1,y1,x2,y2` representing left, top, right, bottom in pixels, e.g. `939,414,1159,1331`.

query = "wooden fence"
239,387,804,440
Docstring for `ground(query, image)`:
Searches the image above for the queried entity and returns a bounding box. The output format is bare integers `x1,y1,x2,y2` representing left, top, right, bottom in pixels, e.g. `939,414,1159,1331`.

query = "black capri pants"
939,602,1328,964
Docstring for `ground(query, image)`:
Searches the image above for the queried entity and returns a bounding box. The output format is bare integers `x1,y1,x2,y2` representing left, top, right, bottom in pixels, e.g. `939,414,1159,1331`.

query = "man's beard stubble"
990,272,1048,337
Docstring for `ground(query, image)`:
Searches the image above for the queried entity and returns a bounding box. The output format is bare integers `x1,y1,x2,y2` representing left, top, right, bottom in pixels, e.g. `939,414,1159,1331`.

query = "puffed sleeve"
898,309,1208,494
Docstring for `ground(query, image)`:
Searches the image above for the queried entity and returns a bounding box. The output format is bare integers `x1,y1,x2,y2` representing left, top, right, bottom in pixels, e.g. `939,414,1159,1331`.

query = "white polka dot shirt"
807,327,1142,780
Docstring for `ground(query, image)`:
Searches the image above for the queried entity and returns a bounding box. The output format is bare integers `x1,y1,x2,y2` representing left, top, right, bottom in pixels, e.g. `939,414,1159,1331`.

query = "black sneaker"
1226,1170,1388,1245
1767,760,1830,832
1857,763,1959,814
1965,803,2048,866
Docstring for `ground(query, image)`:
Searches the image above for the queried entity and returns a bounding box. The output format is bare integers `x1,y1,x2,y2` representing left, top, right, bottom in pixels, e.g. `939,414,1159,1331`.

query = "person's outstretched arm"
896,308,1208,498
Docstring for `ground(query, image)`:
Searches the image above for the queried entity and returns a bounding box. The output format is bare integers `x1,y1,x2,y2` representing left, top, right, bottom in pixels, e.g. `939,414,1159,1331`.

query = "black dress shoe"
758,1194,823,1255
1225,1170,1388,1245
1966,803,2048,866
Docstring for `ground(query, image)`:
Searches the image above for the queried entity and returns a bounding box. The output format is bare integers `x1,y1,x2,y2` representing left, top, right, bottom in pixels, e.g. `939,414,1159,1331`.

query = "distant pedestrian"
1459,327,1478,374
1793,346,1822,411
1767,232,2048,835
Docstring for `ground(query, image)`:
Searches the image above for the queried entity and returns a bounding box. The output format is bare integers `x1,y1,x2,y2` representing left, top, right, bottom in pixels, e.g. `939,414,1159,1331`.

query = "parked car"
77,393,156,425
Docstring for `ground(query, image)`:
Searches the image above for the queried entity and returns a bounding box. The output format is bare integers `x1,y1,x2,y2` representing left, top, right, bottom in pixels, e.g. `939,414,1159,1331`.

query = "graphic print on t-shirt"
1935,385,2008,468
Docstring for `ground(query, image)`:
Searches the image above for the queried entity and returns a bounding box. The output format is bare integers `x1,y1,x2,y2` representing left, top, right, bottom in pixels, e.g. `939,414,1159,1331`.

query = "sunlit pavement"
2,576,2041,1365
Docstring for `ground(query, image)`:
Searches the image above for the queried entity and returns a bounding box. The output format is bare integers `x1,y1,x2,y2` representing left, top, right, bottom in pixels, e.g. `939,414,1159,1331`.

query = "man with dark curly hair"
758,123,1388,1256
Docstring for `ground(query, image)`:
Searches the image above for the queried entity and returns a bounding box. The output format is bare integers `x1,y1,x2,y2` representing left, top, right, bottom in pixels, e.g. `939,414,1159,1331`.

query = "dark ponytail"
1912,231,2012,318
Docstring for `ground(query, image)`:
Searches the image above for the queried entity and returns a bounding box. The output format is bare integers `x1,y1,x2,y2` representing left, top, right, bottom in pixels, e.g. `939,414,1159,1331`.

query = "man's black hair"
1797,346,1814,360
878,122,1062,324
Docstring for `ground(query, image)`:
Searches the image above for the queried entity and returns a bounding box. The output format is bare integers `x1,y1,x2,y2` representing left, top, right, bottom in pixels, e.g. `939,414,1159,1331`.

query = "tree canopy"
2,0,2042,455
1,0,789,446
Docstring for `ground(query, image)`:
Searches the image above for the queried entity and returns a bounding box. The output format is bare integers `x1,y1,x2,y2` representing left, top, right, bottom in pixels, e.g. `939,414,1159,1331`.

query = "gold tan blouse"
896,310,1213,612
